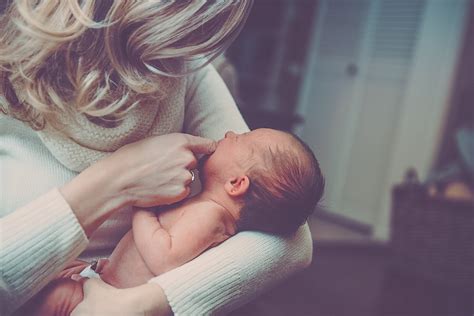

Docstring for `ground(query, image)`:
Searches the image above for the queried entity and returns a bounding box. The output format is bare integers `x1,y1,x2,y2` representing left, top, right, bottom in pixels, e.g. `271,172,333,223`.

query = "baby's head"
200,128,324,235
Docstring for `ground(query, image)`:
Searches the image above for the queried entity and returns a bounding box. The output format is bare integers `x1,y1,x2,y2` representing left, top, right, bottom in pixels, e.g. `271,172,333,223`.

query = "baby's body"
30,197,236,316
27,128,323,315
102,198,236,288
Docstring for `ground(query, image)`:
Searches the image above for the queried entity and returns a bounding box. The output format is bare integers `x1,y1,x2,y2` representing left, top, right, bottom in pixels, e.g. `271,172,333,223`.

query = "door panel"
298,0,371,215
298,0,428,226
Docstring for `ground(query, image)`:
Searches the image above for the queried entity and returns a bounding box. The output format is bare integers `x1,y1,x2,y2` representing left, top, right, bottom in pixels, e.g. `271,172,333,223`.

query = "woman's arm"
150,64,313,314
0,188,89,315
73,225,312,316
151,225,313,315
0,133,216,314
61,133,217,236
183,63,250,139
71,279,172,316
71,64,313,316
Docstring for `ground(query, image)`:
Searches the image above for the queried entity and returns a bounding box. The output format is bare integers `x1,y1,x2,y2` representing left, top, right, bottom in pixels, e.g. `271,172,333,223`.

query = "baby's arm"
132,209,170,252
132,208,226,275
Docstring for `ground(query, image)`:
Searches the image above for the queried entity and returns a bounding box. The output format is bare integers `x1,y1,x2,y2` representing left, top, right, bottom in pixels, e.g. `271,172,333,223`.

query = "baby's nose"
225,131,236,139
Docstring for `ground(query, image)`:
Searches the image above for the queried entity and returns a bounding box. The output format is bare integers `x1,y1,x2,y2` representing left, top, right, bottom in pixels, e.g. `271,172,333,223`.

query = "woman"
0,1,313,315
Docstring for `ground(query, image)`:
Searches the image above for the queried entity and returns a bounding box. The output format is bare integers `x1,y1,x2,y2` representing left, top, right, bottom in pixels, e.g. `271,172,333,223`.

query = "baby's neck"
188,190,240,224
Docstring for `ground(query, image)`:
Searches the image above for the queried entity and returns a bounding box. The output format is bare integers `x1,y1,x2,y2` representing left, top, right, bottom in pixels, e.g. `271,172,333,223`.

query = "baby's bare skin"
101,197,236,288
27,198,236,316
99,128,292,289
30,129,291,315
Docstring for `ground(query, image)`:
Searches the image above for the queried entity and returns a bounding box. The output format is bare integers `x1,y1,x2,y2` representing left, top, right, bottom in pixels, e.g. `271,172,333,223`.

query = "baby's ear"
224,175,250,197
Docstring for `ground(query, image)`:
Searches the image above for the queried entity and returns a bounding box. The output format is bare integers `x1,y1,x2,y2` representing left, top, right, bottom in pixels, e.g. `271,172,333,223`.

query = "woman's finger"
56,260,89,279
71,274,85,282
174,186,191,203
72,280,168,316
184,135,217,155
66,259,90,268
185,155,198,170
182,169,194,186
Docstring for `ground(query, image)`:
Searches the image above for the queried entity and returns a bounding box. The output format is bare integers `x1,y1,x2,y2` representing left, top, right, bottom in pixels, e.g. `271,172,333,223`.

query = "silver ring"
189,170,195,182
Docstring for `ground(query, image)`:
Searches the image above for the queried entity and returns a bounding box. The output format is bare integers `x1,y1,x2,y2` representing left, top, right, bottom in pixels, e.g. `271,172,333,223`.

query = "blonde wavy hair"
0,0,252,129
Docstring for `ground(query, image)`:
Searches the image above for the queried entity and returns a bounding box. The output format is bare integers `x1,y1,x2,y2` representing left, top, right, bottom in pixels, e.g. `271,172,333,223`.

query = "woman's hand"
56,259,90,279
71,279,172,316
105,133,215,207
60,133,217,236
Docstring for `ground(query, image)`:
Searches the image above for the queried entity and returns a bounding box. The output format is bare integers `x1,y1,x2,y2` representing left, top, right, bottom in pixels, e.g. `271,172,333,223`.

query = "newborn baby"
28,128,324,315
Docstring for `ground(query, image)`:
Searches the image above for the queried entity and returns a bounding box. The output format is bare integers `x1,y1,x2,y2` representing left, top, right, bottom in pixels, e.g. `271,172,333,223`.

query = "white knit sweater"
0,65,313,315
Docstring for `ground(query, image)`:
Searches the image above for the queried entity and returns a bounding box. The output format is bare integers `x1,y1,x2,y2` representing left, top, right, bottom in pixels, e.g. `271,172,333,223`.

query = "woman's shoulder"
184,59,216,87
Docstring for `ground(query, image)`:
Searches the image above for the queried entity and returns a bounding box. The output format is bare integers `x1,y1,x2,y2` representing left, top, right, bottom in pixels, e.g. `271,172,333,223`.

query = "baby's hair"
0,0,253,129
237,132,325,235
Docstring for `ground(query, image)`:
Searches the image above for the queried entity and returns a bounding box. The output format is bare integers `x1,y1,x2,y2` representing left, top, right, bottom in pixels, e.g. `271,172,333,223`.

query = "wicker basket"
390,179,474,288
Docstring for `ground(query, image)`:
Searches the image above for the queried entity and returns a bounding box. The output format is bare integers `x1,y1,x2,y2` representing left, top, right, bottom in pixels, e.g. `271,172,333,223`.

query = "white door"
296,0,373,221
297,0,468,238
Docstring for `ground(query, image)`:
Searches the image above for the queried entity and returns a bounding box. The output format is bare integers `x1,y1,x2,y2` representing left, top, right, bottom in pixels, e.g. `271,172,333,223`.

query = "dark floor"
230,243,473,316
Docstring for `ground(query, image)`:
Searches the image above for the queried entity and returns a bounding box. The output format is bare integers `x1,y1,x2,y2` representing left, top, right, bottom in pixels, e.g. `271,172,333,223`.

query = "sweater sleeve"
182,63,250,139
0,188,88,315
151,224,313,315
149,64,314,315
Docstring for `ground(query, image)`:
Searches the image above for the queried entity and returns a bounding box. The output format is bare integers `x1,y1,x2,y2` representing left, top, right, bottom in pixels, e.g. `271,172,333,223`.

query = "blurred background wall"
225,0,472,240
1,0,470,315
223,1,473,315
